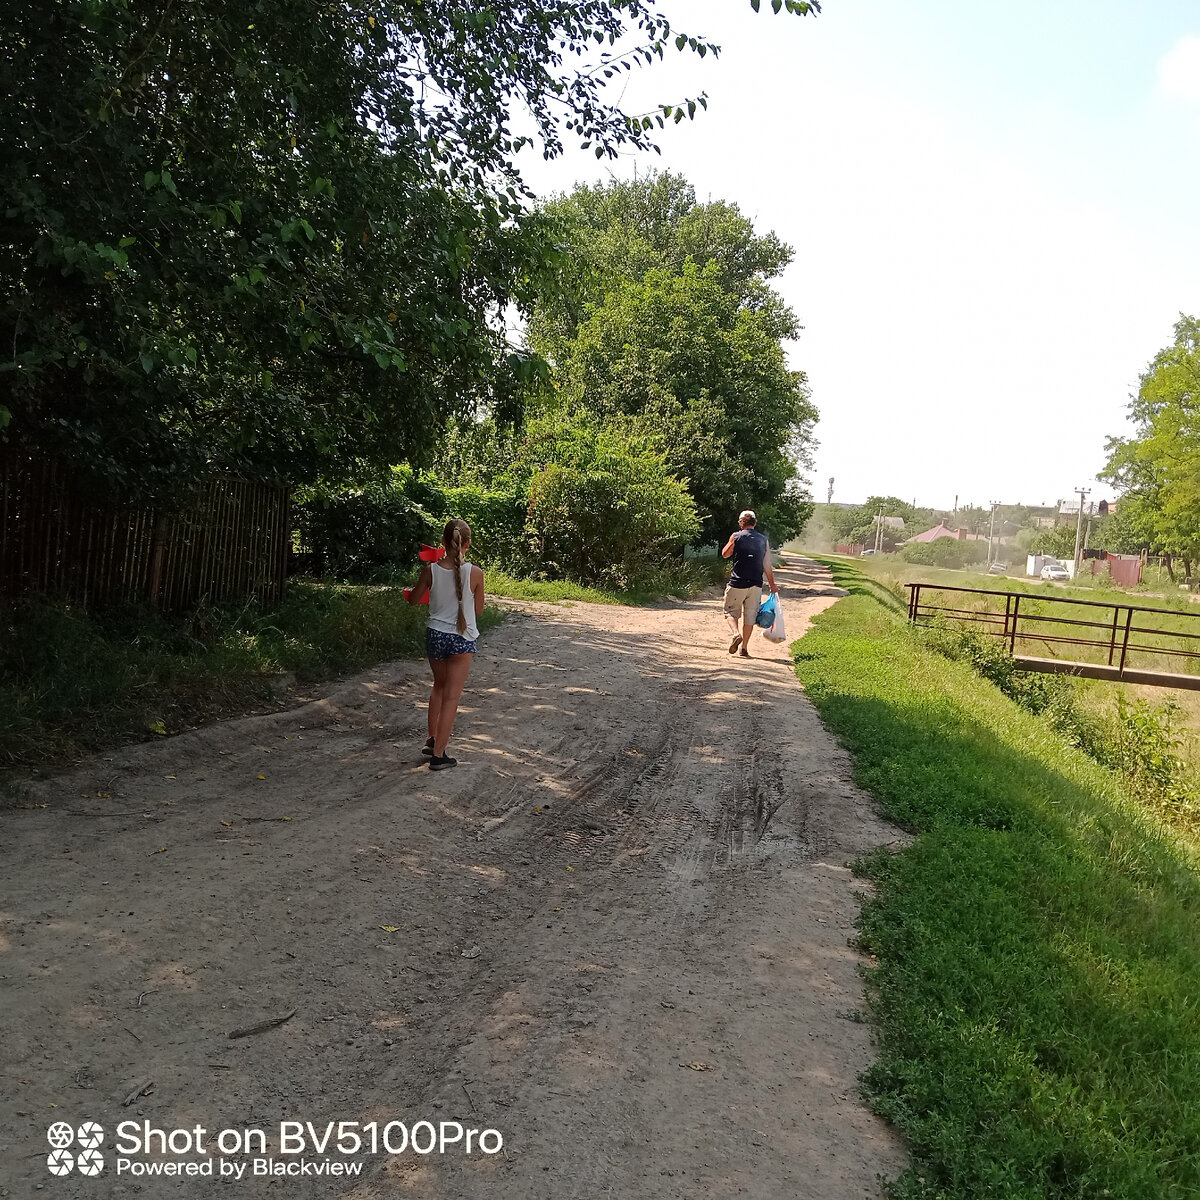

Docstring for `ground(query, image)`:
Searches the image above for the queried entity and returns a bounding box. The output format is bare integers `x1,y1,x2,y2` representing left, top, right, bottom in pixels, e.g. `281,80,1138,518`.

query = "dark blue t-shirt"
729,529,768,589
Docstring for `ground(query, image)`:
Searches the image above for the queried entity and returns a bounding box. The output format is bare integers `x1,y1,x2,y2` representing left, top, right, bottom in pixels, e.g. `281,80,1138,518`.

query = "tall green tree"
1082,506,1152,556
1101,315,1200,574
530,172,797,360
1,1,820,499
554,261,815,542
528,174,817,543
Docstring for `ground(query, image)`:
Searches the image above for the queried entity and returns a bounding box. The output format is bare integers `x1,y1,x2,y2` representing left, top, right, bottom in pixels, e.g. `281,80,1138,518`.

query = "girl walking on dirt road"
406,518,484,771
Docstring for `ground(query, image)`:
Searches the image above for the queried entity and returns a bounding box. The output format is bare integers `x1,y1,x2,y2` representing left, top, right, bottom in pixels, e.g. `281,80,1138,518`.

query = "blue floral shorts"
426,628,478,659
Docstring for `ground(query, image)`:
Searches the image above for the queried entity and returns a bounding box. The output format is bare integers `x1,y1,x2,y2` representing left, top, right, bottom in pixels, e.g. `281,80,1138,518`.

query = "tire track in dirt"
0,557,906,1200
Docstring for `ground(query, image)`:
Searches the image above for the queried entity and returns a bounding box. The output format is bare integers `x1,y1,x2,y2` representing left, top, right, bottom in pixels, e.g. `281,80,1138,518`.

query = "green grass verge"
793,557,1200,1199
485,552,728,606
0,581,503,773
484,571,625,605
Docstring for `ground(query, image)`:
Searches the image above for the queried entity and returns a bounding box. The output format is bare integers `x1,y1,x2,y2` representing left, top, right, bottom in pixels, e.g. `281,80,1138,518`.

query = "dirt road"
1,556,906,1198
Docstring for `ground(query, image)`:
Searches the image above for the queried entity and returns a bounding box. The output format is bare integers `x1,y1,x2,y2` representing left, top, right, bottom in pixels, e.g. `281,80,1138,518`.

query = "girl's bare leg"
433,653,473,755
428,658,448,740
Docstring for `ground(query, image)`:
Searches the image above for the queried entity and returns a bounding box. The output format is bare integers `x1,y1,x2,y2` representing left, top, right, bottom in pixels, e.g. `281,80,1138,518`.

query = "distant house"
1026,504,1059,530
876,515,905,530
905,521,986,543
1057,499,1112,526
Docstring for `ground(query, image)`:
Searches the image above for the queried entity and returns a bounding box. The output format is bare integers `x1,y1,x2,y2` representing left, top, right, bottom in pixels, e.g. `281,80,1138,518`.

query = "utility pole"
874,506,885,554
1072,487,1091,577
987,501,1000,566
826,476,834,505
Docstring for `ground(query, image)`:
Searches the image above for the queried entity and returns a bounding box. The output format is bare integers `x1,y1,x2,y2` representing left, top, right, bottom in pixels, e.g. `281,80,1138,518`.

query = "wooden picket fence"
0,456,290,610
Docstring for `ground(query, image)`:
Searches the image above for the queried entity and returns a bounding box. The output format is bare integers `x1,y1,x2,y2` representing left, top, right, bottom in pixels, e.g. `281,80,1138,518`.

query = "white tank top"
427,561,479,640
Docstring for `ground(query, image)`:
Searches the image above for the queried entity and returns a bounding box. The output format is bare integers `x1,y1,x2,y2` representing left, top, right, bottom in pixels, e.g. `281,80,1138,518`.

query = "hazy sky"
515,0,1200,511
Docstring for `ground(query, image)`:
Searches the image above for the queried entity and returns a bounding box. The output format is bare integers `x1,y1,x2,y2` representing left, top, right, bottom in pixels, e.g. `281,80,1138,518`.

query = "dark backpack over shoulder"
729,529,768,589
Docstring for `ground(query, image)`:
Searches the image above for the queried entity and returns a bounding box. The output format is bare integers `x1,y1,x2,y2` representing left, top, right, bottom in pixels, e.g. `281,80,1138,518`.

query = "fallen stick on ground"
228,1009,296,1039
122,1079,155,1106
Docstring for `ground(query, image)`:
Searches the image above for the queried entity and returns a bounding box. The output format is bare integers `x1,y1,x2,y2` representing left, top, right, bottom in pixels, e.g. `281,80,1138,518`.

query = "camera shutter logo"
76,1147,105,1177
77,1121,104,1151
46,1122,75,1176
46,1121,105,1176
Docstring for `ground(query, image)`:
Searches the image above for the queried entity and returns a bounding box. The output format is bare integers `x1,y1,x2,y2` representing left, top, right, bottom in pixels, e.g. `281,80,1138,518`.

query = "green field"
792,558,1200,1199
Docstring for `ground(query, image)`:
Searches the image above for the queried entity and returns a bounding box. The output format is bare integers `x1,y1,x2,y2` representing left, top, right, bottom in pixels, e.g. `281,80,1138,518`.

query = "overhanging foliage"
1,1,819,499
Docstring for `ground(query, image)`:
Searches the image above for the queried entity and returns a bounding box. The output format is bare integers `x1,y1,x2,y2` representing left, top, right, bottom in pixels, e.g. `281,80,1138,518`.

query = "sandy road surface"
1,556,906,1199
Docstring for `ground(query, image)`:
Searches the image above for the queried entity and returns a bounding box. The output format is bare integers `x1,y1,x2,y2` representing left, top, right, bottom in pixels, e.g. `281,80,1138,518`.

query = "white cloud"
1158,35,1200,104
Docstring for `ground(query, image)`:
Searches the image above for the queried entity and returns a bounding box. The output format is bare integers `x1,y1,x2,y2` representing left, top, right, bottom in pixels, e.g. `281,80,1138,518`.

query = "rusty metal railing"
905,582,1200,684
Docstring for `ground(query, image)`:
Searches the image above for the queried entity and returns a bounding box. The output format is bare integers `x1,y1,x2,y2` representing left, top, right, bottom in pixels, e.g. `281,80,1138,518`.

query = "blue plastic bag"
755,592,777,629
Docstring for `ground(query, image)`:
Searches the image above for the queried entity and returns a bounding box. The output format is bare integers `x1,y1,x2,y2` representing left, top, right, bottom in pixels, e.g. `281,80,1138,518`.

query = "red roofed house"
905,522,986,544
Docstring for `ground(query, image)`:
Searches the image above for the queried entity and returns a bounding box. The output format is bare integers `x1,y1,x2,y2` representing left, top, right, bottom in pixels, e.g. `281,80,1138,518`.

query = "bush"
1084,695,1197,818
524,423,699,587
957,539,988,566
901,537,986,569
899,540,937,566
924,622,1068,714
296,415,706,590
294,467,526,580
294,475,429,579
417,477,527,567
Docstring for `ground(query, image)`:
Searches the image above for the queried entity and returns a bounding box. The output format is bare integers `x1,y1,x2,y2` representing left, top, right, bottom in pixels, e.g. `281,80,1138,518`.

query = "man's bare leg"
726,610,742,654
740,619,755,656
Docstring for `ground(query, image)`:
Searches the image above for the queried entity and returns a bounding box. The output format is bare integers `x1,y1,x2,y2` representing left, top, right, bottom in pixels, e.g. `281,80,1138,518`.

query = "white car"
1040,562,1070,581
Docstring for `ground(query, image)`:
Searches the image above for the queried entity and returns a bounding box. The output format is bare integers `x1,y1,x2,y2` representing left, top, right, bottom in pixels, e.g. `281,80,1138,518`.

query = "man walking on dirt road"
721,509,776,658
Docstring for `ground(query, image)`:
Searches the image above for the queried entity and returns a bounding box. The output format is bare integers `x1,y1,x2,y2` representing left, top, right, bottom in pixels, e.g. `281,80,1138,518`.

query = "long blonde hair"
442,518,472,634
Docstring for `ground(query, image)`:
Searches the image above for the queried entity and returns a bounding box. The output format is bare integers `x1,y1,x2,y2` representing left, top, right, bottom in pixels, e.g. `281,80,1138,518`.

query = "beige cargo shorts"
723,584,761,625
